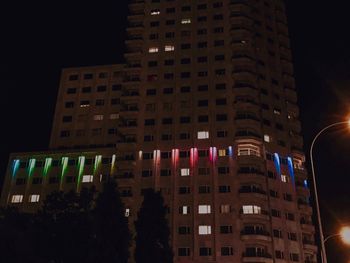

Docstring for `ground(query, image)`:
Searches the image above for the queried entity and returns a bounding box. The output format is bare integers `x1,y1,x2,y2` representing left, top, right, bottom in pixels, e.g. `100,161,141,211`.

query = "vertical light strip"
209,147,217,163
153,150,160,166
110,154,116,175
12,159,20,179
27,159,36,178
273,153,281,179
287,157,295,188
76,156,86,192
228,146,233,157
60,157,69,190
43,158,52,177
139,151,143,160
172,149,179,165
190,148,198,171
94,155,102,175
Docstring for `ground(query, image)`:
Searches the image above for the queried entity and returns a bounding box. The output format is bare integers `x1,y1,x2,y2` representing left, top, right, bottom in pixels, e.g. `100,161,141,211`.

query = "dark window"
178,248,190,256
198,115,209,123
219,185,231,193
84,73,93,79
180,116,191,123
181,86,191,93
144,119,155,126
62,116,72,123
66,87,77,94
197,100,208,107
82,86,92,93
161,169,171,177
97,85,107,92
69,74,78,81
199,247,212,256
216,114,227,121
65,101,74,108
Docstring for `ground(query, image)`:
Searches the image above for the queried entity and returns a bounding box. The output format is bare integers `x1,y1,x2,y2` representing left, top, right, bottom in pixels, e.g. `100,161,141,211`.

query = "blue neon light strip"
273,153,281,179
12,159,20,178
287,157,296,188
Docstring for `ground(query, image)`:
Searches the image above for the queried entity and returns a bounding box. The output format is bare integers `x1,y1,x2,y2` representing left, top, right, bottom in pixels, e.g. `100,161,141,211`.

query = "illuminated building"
1,0,318,262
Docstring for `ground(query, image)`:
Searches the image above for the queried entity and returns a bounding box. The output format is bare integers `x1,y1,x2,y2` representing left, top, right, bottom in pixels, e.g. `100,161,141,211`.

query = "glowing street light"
310,120,350,263
340,227,350,245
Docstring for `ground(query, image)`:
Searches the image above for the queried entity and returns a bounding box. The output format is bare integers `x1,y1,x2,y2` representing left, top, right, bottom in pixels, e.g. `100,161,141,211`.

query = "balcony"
242,252,273,263
303,240,318,252
128,1,144,15
239,187,267,200
241,229,272,242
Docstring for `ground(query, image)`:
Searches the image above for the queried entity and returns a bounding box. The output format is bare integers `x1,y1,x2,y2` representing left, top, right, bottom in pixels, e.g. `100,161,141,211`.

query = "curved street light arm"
323,233,341,244
309,121,349,263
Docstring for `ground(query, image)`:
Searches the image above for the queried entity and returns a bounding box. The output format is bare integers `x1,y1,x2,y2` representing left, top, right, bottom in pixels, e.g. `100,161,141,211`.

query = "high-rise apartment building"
1,0,318,262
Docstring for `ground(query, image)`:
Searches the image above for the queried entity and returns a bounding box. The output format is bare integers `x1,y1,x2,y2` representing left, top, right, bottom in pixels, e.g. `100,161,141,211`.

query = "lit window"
198,205,211,214
125,208,130,217
150,9,160,15
264,135,271,143
242,205,261,215
80,101,90,108
220,204,231,214
199,225,212,235
274,108,281,115
29,194,40,203
148,47,159,53
237,144,260,156
218,149,226,157
165,45,175,52
180,206,190,215
197,131,209,139
109,113,119,120
11,195,23,203
281,174,289,183
181,168,190,176
82,175,93,183
293,157,304,170
93,114,104,121
181,18,191,24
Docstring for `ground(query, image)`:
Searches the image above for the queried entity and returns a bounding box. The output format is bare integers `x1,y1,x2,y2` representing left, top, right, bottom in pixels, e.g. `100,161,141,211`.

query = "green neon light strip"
94,155,102,175
43,158,52,177
110,154,116,175
12,159,20,178
76,156,85,192
60,157,69,190
27,159,36,178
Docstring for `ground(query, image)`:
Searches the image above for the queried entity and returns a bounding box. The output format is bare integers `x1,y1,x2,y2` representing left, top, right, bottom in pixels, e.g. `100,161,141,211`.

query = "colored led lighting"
190,148,198,168
138,151,143,160
172,149,179,165
304,179,308,188
76,156,86,191
94,155,102,175
43,158,52,177
27,159,36,178
228,146,233,157
60,157,69,189
12,159,20,179
287,157,295,187
111,154,116,175
273,153,281,178
209,147,218,163
154,150,160,166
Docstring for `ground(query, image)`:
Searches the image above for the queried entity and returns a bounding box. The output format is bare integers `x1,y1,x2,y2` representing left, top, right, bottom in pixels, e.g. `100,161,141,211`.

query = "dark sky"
1,1,350,262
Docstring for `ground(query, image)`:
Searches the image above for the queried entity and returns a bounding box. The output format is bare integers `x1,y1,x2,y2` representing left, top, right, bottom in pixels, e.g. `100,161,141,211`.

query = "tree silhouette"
92,180,131,263
134,189,173,263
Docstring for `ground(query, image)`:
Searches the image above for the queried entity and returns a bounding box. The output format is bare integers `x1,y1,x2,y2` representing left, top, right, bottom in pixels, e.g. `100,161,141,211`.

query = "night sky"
1,1,350,262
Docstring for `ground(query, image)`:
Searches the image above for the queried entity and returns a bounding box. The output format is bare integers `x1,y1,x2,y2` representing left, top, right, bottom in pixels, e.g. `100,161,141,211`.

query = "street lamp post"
309,121,350,263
